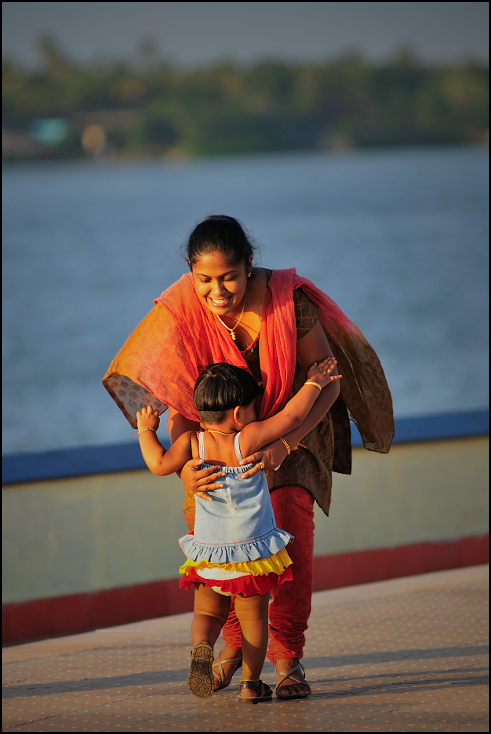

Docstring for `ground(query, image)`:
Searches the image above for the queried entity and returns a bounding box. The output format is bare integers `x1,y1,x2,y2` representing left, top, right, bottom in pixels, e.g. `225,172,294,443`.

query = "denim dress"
179,432,294,595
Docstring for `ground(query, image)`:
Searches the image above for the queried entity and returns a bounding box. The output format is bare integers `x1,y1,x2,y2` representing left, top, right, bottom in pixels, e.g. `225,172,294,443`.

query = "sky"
2,2,489,69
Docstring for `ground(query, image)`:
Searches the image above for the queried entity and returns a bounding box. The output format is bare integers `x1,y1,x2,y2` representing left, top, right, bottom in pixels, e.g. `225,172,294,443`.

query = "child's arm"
137,406,193,476
240,357,341,456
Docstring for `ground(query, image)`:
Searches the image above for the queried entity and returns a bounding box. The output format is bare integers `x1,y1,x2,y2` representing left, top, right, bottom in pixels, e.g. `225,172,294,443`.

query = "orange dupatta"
103,269,299,427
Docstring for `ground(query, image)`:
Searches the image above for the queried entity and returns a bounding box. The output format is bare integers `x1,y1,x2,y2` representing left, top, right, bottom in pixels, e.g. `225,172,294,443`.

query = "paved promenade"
2,565,488,732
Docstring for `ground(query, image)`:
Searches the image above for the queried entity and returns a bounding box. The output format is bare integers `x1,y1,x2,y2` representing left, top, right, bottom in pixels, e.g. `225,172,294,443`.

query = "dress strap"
198,431,206,460
234,432,243,463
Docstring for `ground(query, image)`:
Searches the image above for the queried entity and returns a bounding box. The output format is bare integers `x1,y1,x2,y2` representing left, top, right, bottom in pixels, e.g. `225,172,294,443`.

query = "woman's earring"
247,271,251,278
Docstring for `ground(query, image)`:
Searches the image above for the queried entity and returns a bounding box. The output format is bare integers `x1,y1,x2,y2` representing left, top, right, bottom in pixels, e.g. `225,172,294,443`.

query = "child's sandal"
212,651,243,691
239,679,273,704
187,641,214,698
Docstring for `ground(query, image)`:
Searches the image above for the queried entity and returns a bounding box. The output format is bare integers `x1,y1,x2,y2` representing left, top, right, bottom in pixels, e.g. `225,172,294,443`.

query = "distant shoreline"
3,53,488,162
2,140,489,167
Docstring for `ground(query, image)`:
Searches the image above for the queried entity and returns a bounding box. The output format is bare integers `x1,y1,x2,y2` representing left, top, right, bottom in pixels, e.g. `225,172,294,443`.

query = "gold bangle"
279,436,291,455
137,427,157,435
304,380,322,392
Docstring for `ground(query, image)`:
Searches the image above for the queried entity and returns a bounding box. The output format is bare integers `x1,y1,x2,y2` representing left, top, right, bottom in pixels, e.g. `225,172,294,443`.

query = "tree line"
2,39,489,160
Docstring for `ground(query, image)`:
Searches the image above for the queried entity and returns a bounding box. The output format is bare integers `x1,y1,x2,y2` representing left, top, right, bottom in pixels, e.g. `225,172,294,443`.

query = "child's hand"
136,405,161,432
306,357,342,389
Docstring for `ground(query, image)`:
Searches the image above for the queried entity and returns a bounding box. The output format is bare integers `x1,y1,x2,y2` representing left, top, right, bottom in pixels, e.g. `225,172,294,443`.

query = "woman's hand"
179,458,226,502
306,357,342,388
136,405,160,432
239,439,289,478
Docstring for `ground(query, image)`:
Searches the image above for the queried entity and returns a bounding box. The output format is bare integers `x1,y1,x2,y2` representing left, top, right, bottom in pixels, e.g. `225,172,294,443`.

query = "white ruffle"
196,567,251,580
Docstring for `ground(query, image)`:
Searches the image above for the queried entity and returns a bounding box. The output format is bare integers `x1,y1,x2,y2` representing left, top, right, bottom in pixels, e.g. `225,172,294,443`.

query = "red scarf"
154,268,300,422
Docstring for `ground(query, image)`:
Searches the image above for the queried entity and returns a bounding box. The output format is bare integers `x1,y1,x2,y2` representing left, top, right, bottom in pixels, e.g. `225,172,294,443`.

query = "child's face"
191,251,250,318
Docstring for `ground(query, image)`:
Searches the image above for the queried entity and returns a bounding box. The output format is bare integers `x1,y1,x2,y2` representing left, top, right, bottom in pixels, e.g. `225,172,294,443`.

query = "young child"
136,357,341,702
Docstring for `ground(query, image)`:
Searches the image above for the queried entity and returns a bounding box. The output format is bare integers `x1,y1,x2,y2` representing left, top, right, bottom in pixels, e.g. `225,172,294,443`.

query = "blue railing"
2,409,488,485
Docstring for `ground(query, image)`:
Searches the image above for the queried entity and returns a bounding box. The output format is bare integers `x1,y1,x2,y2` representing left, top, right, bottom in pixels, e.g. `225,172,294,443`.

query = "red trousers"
222,485,315,663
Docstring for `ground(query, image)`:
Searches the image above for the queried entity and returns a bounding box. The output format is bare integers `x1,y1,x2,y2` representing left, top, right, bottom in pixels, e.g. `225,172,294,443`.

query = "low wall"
2,410,488,644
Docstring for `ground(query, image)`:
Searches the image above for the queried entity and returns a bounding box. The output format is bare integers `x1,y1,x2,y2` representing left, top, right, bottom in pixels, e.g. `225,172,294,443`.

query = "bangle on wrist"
137,427,157,435
279,436,291,455
304,380,322,392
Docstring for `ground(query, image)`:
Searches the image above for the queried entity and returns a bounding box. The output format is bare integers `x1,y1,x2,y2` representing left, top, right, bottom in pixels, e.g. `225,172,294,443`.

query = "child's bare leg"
235,592,270,697
187,585,231,698
213,597,243,690
192,584,231,647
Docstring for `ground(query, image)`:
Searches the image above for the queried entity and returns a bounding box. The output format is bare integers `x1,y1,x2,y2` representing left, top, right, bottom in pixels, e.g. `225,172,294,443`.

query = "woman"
103,215,394,699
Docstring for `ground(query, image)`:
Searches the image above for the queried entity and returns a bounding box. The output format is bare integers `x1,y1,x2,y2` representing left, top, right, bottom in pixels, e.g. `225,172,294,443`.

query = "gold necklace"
216,296,246,341
207,428,237,435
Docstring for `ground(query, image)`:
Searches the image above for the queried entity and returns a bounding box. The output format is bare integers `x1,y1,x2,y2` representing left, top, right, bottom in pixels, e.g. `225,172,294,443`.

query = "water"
2,146,489,455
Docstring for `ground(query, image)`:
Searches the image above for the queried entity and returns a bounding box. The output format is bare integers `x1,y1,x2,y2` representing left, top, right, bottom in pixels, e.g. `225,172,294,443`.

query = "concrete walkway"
2,565,488,732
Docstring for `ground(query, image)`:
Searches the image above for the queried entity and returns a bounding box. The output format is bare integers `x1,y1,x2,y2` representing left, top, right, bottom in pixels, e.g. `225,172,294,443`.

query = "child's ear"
233,406,241,423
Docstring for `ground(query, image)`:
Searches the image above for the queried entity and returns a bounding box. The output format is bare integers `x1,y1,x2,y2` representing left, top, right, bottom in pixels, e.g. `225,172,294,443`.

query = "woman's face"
191,250,251,317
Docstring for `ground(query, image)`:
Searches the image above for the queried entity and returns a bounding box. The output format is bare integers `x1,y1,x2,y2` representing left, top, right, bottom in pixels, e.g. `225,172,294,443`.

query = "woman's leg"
234,592,270,698
192,584,231,647
269,486,315,697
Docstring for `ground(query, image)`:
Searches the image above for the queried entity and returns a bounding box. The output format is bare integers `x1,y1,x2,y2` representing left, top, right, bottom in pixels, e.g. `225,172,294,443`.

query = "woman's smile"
206,292,244,318
208,295,232,307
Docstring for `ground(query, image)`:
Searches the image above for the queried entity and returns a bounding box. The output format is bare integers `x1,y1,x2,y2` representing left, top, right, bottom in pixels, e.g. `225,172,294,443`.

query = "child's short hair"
193,363,263,425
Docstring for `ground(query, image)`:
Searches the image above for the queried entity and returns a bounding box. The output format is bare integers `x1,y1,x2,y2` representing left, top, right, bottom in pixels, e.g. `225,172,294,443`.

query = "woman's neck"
226,267,267,351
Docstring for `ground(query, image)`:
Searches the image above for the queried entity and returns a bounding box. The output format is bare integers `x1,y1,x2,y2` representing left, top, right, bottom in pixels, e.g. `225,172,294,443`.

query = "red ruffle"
179,566,293,597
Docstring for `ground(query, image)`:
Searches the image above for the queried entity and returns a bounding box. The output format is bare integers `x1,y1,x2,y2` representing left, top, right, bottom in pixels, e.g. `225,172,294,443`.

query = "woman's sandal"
187,641,214,698
239,679,273,704
275,662,312,700
212,651,242,691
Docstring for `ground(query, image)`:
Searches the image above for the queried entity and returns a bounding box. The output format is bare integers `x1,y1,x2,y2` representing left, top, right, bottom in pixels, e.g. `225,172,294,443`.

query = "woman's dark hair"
185,215,256,269
193,362,263,425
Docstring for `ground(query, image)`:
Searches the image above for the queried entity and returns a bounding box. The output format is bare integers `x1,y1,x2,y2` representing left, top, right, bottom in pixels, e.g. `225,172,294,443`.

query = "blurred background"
2,1,489,455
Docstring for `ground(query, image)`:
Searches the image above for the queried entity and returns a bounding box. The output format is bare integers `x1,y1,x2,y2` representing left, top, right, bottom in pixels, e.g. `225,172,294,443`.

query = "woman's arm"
281,320,340,446
167,407,225,501
167,407,200,444
240,357,340,456
240,320,340,472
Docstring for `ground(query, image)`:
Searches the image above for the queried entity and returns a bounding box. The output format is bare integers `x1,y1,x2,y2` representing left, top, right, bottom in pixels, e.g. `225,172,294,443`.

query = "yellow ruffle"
179,546,292,577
